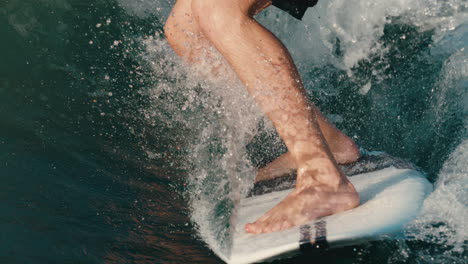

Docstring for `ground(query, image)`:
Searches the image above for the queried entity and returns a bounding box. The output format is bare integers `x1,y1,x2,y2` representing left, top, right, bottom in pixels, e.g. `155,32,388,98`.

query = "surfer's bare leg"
256,110,359,182
165,0,359,234
164,0,359,179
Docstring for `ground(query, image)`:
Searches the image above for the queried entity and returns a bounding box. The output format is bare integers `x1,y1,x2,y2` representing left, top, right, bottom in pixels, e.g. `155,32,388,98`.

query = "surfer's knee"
164,14,178,47
164,0,194,48
191,0,250,38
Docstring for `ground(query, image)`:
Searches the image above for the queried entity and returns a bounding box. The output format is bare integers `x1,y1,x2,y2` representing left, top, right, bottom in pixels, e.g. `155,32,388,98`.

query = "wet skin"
164,0,361,234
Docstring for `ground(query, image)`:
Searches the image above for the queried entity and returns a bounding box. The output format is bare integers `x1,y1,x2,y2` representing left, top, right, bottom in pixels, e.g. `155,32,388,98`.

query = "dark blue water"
1,0,466,263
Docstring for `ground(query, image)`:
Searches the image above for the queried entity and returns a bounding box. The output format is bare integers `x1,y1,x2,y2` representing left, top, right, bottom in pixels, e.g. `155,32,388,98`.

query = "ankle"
330,136,360,164
296,162,345,190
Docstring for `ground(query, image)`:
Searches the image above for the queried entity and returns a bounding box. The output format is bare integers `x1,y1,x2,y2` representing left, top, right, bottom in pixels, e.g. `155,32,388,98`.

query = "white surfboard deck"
227,153,432,264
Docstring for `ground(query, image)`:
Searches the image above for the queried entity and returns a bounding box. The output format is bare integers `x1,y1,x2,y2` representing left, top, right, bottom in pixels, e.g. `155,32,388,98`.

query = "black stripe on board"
299,224,313,251
299,220,330,253
314,220,329,249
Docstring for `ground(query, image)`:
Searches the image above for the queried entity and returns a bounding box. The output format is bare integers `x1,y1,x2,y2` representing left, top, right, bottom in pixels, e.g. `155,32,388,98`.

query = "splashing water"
0,0,465,262
405,140,468,262
136,35,265,257
117,0,467,262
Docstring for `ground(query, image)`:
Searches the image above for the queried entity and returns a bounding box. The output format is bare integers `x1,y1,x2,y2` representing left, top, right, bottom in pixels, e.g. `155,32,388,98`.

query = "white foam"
406,139,468,258
259,0,468,73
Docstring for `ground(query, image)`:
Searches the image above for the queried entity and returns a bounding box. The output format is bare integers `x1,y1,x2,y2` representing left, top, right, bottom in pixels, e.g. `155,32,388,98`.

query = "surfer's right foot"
255,134,359,182
246,159,360,234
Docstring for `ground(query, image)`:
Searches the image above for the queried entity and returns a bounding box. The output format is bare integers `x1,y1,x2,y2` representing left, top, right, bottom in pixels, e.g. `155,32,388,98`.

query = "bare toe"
245,223,259,234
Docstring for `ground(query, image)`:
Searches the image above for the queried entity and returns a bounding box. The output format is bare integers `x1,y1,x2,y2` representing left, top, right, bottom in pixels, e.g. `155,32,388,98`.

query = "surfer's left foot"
245,162,359,234
255,133,360,182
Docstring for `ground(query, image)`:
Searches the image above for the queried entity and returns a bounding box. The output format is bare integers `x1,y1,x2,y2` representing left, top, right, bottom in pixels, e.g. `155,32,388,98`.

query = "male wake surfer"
164,0,360,234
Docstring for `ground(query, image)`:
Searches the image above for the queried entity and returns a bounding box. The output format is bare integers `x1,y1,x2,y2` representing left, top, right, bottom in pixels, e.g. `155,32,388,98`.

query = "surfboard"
227,152,432,264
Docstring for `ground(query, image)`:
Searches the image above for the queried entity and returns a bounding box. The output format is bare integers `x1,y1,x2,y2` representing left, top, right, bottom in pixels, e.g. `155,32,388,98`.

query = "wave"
115,0,468,261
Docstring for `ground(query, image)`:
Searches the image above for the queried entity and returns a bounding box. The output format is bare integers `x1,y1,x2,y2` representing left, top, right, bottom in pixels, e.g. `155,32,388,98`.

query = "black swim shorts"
271,0,319,20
